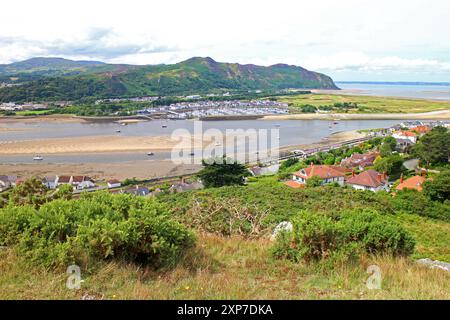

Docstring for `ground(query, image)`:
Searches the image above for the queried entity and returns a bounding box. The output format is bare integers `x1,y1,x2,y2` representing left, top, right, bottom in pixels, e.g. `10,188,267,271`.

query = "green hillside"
0,57,338,102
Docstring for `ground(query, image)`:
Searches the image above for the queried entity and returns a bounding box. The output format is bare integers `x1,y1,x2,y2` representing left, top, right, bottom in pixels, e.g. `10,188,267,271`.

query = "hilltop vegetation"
0,57,337,102
0,176,449,299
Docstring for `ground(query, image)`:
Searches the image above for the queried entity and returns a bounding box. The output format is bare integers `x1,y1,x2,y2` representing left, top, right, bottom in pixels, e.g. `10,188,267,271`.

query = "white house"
107,179,122,189
293,164,349,186
392,131,417,143
346,170,389,192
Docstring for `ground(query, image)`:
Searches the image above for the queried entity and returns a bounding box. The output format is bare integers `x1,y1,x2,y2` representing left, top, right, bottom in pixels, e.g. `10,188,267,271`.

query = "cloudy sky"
1,0,449,81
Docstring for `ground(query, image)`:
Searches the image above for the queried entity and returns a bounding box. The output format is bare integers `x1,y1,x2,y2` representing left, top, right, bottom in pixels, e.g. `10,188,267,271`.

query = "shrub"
181,196,270,238
271,209,415,265
0,192,195,269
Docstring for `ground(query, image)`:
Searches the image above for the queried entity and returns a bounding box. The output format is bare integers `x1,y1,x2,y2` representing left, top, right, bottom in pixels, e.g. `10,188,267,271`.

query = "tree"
306,175,322,187
383,136,398,150
379,143,393,157
198,156,250,188
423,170,450,202
411,126,450,167
53,184,73,200
374,154,404,176
9,177,48,208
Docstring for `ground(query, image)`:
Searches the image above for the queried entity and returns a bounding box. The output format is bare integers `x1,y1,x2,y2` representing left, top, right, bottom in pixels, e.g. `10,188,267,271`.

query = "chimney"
400,173,404,183
310,162,314,167
421,170,426,177
351,170,355,177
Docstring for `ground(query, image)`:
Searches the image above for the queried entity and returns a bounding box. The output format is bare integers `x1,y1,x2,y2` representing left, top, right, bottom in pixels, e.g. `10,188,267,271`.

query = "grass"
277,93,450,113
395,213,450,262
0,233,449,300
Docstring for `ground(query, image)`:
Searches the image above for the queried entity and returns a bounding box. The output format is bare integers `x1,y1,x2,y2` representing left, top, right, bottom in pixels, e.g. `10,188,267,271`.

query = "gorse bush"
271,209,415,264
0,192,195,269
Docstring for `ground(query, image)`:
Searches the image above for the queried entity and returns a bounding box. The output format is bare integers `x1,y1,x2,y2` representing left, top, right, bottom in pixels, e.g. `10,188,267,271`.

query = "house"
0,175,19,192
126,186,150,196
56,175,72,186
392,130,417,143
0,176,11,192
346,170,389,192
341,152,379,170
293,164,350,186
409,125,431,135
42,176,57,189
395,138,415,152
76,179,96,190
169,181,204,193
395,175,430,192
107,179,121,189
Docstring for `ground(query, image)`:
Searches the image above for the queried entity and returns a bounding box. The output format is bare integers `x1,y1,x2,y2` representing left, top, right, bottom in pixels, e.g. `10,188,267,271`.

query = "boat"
189,152,195,156
116,130,121,133
162,125,167,128
33,155,43,161
121,123,127,126
147,152,154,156
215,142,221,147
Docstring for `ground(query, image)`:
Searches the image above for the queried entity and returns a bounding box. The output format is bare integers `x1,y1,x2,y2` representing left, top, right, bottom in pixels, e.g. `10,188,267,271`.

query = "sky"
1,0,449,82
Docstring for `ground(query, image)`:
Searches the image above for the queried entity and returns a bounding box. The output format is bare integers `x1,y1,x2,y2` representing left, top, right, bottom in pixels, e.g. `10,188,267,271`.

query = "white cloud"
0,0,449,81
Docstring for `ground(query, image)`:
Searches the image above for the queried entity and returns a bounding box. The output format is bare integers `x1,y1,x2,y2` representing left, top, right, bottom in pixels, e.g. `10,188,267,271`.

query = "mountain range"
0,57,338,102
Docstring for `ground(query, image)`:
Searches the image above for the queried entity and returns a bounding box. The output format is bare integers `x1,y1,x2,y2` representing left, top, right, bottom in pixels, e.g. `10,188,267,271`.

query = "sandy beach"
263,109,450,121
0,160,202,181
0,129,365,180
0,134,214,155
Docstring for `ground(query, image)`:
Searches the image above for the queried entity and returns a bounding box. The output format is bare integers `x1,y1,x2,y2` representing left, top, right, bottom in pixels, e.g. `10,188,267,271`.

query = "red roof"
294,165,350,180
410,126,430,134
72,176,84,183
346,170,388,188
396,176,428,192
58,176,71,183
284,180,305,189
396,130,417,137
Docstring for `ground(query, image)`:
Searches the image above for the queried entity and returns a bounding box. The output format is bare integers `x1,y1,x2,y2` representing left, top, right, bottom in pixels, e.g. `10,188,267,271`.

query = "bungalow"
56,175,72,186
395,175,430,192
293,164,349,186
346,170,389,192
341,152,379,170
76,179,96,190
42,176,57,189
392,130,417,143
107,179,122,189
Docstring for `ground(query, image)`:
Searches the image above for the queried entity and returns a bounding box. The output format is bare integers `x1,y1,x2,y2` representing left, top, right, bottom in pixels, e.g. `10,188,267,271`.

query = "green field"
278,93,450,113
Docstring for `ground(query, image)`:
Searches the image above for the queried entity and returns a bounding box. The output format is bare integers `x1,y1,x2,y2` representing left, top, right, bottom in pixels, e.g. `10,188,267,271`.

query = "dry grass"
1,234,449,300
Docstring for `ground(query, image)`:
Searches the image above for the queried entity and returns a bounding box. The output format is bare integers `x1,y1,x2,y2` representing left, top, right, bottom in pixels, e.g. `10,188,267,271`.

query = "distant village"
136,99,289,119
